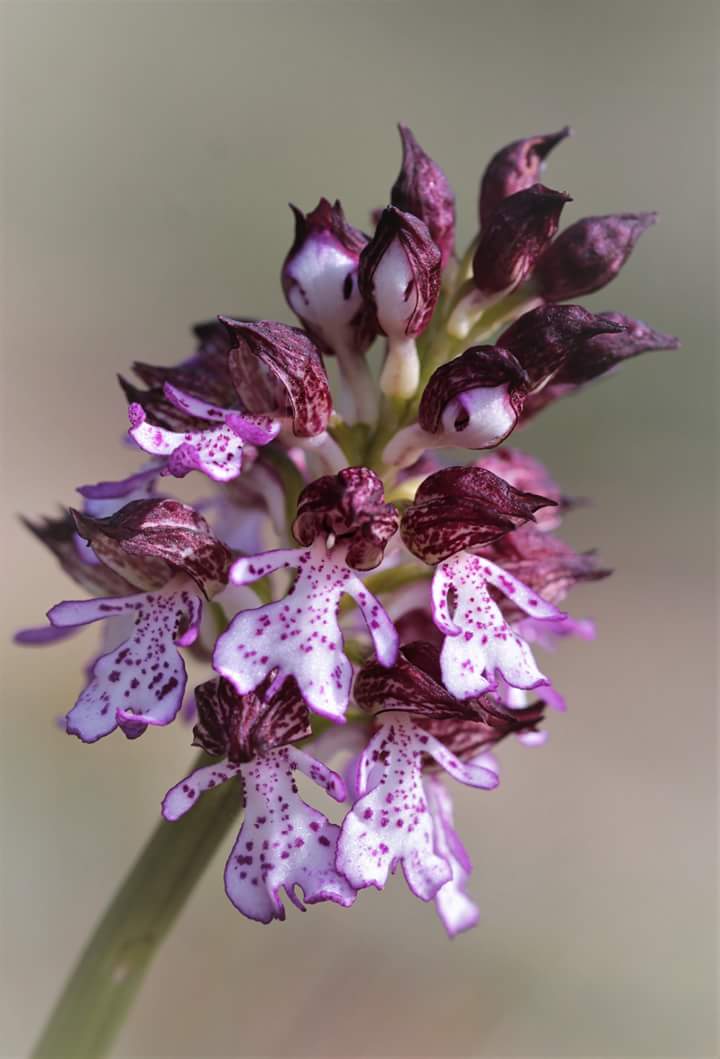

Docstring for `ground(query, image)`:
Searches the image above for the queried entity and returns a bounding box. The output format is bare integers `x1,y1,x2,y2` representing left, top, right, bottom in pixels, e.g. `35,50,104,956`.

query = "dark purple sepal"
418,700,546,762
223,319,332,438
192,675,311,764
418,346,529,434
534,212,657,301
292,467,399,571
354,641,484,722
401,465,555,565
391,125,456,268
21,512,136,596
72,499,232,597
479,127,572,227
355,641,545,750
358,206,441,337
472,184,571,297
498,304,626,390
120,318,239,430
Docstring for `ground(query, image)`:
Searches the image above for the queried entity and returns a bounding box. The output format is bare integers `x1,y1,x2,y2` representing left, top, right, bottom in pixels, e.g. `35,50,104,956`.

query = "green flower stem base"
32,754,242,1059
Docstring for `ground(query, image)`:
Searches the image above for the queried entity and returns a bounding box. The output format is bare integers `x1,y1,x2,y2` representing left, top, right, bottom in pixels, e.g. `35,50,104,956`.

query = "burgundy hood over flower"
19,121,677,937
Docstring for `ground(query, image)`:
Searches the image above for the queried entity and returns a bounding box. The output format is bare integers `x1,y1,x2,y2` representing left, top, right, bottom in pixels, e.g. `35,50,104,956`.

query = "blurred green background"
1,2,716,1057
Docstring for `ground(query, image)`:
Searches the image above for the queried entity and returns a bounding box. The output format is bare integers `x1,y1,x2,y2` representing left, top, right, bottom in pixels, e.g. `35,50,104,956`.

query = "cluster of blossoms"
19,125,676,935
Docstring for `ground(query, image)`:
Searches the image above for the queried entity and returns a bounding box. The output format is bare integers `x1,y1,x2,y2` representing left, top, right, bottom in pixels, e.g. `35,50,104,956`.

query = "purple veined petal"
48,578,202,743
162,759,242,820
431,551,564,700
14,623,81,646
223,746,356,923
215,540,397,721
425,776,480,937
337,715,453,901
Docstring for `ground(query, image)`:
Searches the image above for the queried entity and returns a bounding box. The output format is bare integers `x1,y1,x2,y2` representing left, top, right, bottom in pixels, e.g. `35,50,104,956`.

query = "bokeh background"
1,2,716,1057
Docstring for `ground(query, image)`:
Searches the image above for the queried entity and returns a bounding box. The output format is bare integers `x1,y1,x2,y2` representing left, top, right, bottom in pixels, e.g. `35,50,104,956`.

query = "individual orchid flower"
214,468,400,720
128,382,280,483
447,184,571,338
162,676,356,922
222,318,346,473
337,641,543,922
400,468,564,699
358,205,441,399
478,126,572,227
44,499,231,741
281,198,377,424
532,212,657,302
383,345,529,469
390,124,456,268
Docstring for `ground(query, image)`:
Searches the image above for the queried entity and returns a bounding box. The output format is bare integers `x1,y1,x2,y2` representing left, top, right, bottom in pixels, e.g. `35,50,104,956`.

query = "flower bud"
420,345,529,446
400,465,556,565
292,466,399,571
222,318,332,438
533,212,657,301
72,498,232,597
479,127,572,227
383,346,529,470
472,184,571,300
498,304,626,390
359,206,441,398
553,311,680,384
281,198,373,358
192,676,311,764
391,125,456,268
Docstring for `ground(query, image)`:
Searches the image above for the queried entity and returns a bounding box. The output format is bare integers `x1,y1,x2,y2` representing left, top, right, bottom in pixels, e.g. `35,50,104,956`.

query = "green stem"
32,753,242,1059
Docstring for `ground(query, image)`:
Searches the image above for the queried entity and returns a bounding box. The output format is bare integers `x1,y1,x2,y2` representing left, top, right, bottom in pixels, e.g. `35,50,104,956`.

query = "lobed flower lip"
291,466,399,571
391,124,456,268
479,126,572,227
222,318,333,438
72,498,232,598
533,211,657,302
472,184,572,297
191,675,312,763
401,465,556,565
358,205,441,338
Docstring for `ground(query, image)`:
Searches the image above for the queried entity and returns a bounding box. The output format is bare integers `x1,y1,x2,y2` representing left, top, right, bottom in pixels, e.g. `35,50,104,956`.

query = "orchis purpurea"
21,123,676,952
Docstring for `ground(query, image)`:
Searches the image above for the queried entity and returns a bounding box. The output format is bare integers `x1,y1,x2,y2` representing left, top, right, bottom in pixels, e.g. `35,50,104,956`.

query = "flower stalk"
32,753,241,1059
